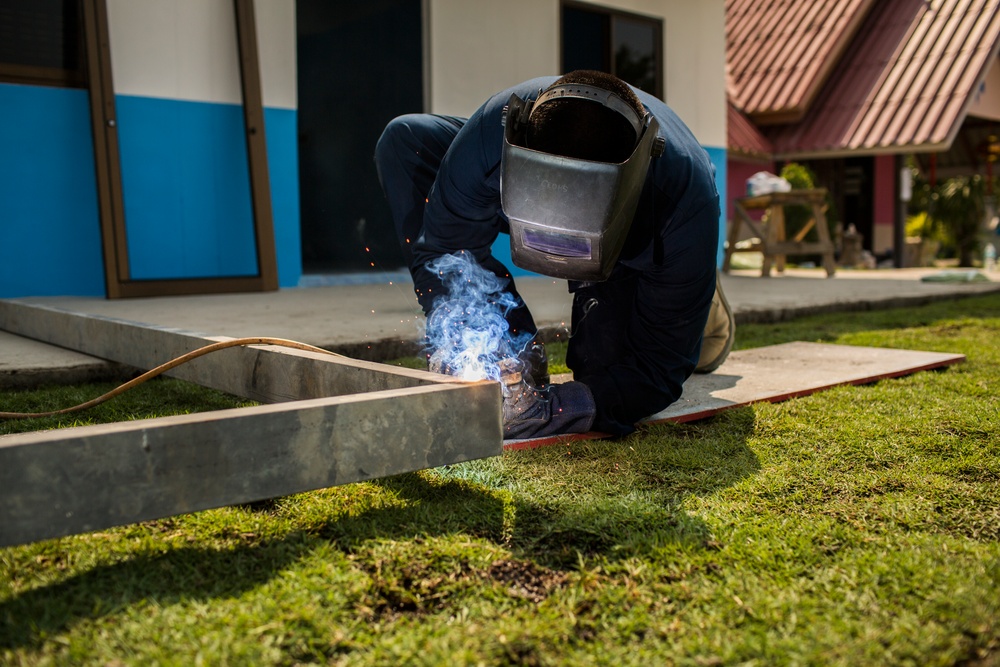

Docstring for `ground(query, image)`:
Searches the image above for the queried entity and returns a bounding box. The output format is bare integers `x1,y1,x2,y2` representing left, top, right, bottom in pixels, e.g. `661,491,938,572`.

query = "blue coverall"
375,77,720,437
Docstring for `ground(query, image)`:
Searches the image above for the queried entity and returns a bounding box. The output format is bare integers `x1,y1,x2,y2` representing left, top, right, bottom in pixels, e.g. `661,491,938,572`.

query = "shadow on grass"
0,536,313,651
360,407,760,568
0,408,759,650
0,480,513,650
501,407,761,565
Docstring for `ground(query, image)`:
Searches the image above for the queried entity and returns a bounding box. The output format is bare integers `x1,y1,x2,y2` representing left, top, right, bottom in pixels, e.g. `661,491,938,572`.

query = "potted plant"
913,173,994,267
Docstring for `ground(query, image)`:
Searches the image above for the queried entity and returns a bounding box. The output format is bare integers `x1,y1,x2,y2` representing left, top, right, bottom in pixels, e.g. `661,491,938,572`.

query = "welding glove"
427,341,548,385
502,380,596,440
518,339,550,386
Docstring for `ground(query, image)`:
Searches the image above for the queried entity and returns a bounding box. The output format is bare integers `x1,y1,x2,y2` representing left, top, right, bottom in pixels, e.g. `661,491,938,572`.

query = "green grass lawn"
1,294,998,666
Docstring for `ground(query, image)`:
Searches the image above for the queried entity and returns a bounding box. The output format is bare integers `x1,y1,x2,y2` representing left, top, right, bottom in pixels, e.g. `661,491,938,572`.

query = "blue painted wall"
115,96,301,287
3,80,721,296
0,84,301,298
704,145,728,267
116,96,258,280
0,83,106,298
264,107,302,289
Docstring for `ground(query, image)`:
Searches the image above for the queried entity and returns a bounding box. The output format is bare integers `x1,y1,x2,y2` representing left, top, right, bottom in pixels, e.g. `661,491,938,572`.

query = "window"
562,2,662,99
0,0,86,87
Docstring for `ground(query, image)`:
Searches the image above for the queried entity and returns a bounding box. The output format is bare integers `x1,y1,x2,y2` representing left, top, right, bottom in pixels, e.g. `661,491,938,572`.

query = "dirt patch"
359,556,566,619
487,559,567,603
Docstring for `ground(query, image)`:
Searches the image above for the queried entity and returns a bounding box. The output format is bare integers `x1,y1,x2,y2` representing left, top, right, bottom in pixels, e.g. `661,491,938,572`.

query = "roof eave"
750,109,808,126
728,149,775,164
773,143,952,161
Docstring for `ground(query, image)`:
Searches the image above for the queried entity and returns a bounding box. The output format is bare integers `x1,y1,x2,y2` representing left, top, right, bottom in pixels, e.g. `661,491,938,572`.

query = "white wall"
255,0,297,110
105,0,296,109
661,0,726,147
427,0,725,147
968,57,1000,122
427,0,559,115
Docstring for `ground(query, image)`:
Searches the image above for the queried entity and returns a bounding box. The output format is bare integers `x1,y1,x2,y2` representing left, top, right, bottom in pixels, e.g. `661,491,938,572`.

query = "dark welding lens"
522,228,592,258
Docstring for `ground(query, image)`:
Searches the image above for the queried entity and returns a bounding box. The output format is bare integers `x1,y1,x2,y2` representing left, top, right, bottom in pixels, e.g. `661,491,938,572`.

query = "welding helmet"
500,83,665,281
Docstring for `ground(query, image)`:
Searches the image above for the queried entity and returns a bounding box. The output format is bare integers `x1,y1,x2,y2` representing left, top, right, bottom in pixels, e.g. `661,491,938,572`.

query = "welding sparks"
424,252,531,384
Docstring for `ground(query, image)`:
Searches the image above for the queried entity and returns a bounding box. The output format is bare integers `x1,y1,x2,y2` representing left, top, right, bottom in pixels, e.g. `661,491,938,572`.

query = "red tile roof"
727,102,773,160
765,0,1000,158
726,0,876,124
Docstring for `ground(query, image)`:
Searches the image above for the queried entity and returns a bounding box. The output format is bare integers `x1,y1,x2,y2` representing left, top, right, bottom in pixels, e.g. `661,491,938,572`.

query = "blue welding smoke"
424,252,531,382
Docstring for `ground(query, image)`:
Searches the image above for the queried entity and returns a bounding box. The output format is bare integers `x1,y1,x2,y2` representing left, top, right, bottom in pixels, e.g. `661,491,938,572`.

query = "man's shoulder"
632,91,710,171
508,76,562,97
634,90,695,140
482,76,561,112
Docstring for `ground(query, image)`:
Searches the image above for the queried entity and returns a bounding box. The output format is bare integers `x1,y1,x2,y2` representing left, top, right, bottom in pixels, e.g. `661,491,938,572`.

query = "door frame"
82,0,278,298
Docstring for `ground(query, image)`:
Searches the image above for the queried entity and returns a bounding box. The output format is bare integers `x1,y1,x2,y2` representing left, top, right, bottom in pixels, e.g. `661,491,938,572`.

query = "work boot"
695,271,735,373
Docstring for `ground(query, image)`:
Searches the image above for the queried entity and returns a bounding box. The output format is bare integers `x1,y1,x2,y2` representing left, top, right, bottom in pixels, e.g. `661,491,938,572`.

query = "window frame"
0,0,88,88
560,0,664,100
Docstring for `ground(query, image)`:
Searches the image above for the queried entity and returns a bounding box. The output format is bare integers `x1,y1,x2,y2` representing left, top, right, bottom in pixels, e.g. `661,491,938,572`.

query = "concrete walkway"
2,267,998,389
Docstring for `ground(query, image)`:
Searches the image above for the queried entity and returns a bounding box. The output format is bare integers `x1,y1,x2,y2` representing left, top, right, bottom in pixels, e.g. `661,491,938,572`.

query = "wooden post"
726,190,836,277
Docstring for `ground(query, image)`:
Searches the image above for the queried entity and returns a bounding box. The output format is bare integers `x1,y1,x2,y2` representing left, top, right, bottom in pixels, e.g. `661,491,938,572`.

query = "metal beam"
0,300,447,403
0,300,504,547
0,382,501,547
2,302,965,547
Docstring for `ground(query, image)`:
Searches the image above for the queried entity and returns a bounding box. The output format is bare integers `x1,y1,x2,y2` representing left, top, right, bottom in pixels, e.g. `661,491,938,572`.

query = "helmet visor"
500,92,661,281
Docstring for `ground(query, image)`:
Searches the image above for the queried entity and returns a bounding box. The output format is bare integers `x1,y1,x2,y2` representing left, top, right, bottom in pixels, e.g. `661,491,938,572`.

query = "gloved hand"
517,340,550,386
427,348,452,376
426,340,547,385
502,380,596,440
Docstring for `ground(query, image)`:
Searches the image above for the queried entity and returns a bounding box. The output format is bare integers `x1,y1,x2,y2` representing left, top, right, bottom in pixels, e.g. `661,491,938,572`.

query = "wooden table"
723,189,836,277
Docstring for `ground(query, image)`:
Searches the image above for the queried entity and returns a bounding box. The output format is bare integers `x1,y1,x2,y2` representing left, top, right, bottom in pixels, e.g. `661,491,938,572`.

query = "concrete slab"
505,342,965,450
0,330,132,389
8,268,999,340
721,268,1000,323
2,268,998,390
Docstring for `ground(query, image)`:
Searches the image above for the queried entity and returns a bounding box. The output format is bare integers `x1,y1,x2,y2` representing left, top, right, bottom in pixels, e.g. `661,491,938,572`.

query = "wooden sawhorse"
723,189,836,277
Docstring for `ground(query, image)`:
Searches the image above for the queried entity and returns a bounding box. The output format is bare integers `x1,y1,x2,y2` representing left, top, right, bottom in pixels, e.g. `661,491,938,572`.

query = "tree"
917,175,991,267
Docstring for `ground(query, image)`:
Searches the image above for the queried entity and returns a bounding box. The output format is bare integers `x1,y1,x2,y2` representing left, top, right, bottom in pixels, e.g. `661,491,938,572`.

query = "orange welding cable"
0,337,342,420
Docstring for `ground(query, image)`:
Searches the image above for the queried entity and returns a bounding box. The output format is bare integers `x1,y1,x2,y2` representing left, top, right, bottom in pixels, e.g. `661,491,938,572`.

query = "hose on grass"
0,337,342,420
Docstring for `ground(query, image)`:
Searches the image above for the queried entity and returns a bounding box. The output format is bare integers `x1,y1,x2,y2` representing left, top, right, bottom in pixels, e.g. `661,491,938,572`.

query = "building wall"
872,154,896,255
0,0,299,299
0,84,106,298
428,0,725,145
3,0,725,298
968,57,1000,122
426,0,557,116
428,0,728,265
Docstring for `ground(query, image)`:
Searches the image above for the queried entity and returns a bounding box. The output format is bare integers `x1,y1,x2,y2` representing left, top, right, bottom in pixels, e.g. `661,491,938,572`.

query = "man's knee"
375,114,425,169
375,113,463,183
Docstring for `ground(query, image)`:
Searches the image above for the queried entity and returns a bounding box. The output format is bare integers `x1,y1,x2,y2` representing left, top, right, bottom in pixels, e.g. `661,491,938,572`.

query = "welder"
375,70,733,439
